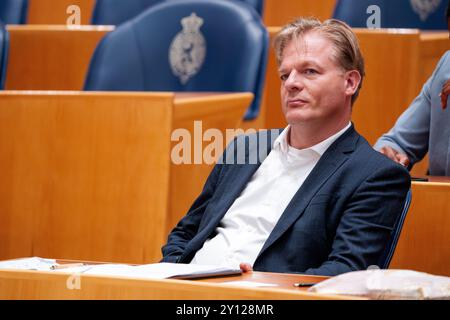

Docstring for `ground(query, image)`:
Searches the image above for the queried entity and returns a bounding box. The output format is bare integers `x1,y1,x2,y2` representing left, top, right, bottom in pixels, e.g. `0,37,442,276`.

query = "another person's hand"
440,79,450,110
239,263,253,273
379,146,410,167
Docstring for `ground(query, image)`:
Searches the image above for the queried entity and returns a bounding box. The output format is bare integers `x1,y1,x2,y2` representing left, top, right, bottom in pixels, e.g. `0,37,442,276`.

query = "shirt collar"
273,122,352,156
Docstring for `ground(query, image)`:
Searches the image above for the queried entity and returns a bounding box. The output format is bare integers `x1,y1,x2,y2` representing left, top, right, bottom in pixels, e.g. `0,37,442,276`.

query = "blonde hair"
273,17,365,105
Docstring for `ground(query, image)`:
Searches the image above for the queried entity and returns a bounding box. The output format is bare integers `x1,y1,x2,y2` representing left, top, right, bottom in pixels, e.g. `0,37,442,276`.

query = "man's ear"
344,70,361,96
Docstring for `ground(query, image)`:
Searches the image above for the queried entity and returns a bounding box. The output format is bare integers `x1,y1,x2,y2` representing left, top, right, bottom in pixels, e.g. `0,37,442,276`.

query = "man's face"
279,32,355,127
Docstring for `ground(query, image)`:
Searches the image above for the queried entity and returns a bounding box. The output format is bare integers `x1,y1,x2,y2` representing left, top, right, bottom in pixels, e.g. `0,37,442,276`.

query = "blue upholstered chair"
0,0,28,24
91,0,163,25
85,0,268,120
377,189,412,269
0,23,9,89
240,0,264,16
333,0,448,30
91,0,264,25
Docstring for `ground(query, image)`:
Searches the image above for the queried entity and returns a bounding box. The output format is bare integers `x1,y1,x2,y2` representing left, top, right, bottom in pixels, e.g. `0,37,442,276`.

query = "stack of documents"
0,257,56,271
309,269,450,299
0,257,241,280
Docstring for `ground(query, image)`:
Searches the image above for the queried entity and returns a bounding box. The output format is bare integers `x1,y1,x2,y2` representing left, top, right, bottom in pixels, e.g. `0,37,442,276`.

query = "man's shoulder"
440,50,450,64
432,50,450,78
352,133,410,178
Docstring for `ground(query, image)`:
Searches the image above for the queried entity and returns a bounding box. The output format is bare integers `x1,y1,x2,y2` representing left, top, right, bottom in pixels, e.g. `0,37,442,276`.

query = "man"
161,18,410,276
374,3,450,175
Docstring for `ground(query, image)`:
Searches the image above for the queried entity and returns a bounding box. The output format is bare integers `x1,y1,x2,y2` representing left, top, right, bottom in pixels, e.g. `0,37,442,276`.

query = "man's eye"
304,69,318,75
280,74,288,81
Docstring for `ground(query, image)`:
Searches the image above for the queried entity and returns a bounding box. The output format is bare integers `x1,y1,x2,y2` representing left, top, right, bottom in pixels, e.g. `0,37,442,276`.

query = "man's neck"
288,118,350,150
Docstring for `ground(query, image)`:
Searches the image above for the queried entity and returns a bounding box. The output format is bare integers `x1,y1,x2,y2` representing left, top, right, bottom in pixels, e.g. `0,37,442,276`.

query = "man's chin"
285,113,314,125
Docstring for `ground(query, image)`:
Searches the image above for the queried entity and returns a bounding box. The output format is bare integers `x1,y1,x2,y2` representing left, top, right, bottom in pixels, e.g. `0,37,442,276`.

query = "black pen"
293,282,316,287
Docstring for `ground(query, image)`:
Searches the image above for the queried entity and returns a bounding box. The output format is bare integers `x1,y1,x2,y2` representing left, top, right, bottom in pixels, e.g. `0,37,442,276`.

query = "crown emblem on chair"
169,13,207,85
410,0,441,21
181,12,204,33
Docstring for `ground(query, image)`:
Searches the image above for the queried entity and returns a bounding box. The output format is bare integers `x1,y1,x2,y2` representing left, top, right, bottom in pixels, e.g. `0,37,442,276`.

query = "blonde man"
162,18,410,276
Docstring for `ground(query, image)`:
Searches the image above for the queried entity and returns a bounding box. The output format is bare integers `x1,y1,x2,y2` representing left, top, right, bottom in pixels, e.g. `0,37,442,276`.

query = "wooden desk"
261,28,449,175
4,25,114,90
0,91,251,264
0,266,359,300
390,179,450,276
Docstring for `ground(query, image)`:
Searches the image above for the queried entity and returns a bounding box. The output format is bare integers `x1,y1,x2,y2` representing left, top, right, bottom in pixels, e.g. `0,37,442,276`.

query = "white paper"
309,269,450,300
0,257,56,271
0,258,241,280
220,281,278,288
52,262,240,280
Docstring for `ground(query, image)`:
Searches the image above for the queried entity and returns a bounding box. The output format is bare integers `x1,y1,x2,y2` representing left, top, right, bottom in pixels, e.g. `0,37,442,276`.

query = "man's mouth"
287,98,308,107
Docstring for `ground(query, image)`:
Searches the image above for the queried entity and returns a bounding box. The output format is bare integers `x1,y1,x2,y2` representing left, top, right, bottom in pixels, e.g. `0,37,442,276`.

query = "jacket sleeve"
373,52,449,166
303,164,411,276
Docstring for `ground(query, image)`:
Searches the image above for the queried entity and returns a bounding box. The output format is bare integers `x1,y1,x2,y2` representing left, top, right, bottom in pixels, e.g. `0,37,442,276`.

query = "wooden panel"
0,91,173,264
390,182,450,277
263,0,336,26
0,91,252,264
351,29,422,145
27,0,96,25
262,27,285,130
0,269,359,300
419,33,450,89
168,93,253,233
5,25,114,90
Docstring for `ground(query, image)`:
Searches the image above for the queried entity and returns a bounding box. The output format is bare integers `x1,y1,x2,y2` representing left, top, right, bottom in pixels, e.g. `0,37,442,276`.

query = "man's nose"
284,70,303,92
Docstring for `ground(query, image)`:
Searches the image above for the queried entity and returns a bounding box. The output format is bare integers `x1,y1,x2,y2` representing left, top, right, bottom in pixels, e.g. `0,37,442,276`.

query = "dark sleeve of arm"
303,164,411,276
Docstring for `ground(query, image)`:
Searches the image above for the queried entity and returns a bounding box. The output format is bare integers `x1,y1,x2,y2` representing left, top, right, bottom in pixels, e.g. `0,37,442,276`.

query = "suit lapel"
257,126,359,258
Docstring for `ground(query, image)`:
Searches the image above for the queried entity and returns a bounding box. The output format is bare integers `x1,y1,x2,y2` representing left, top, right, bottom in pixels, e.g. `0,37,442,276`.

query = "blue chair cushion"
92,0,264,26
240,0,264,16
0,0,28,24
0,23,9,89
85,0,268,120
91,0,164,25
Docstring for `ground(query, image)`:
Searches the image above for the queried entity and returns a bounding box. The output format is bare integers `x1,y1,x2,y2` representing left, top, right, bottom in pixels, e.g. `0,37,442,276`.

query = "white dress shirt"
190,123,351,268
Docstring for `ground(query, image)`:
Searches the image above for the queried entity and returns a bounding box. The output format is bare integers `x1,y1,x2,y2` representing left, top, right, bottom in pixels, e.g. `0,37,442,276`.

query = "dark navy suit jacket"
161,125,411,276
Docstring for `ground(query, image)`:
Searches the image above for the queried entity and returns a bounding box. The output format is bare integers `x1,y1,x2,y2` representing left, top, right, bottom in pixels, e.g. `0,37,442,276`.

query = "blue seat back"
378,189,412,269
92,0,264,25
0,0,28,24
0,23,9,89
85,0,268,120
240,0,264,16
91,0,164,25
333,0,448,30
